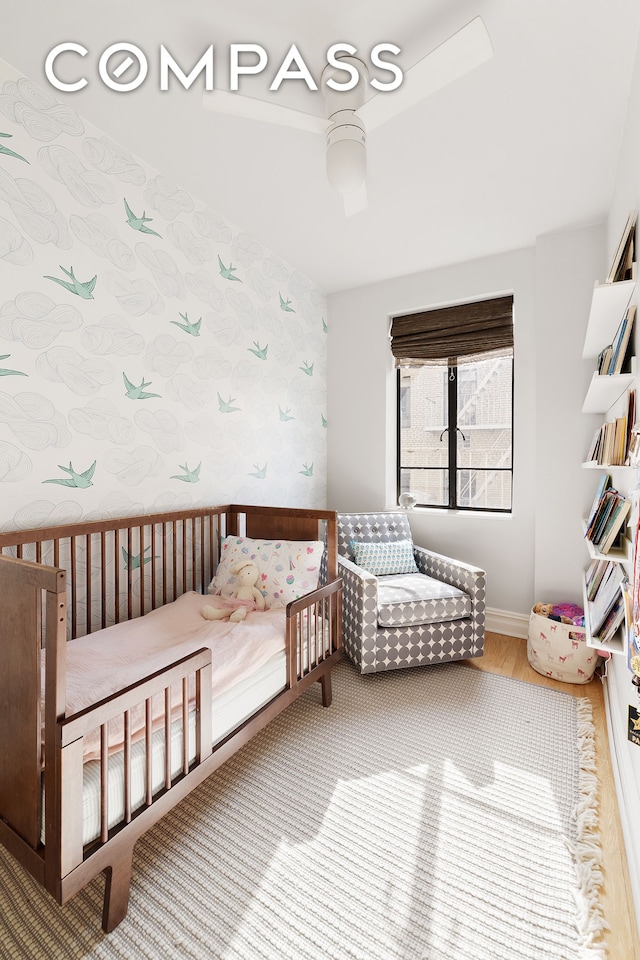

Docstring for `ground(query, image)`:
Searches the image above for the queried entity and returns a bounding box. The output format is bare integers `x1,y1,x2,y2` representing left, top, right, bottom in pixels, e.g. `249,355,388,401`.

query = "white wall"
533,224,606,602
327,230,606,617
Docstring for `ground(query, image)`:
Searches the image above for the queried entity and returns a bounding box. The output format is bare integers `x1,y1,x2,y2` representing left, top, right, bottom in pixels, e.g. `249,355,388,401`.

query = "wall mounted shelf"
582,278,636,359
582,371,635,413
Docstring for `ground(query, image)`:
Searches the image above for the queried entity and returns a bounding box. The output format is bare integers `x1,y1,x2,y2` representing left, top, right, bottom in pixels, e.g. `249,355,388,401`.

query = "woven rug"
0,661,606,960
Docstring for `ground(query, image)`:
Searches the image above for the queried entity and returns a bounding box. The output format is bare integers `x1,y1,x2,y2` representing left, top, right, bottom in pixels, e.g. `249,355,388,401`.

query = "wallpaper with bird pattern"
0,59,328,531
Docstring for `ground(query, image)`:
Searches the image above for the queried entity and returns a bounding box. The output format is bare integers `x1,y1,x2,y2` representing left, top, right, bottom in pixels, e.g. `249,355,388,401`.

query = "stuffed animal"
533,601,584,626
201,561,266,623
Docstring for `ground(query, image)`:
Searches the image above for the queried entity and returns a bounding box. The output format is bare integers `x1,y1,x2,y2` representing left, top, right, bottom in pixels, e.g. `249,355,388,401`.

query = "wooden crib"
0,503,342,932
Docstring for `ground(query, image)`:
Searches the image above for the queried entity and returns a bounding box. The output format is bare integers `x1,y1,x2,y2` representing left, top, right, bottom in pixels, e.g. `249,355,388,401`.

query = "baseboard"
486,607,529,639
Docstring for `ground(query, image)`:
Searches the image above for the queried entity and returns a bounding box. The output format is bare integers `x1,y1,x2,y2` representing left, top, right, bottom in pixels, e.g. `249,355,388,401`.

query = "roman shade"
390,294,513,365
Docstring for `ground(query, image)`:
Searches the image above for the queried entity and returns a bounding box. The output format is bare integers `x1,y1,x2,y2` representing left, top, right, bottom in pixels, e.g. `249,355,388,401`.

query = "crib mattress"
41,595,329,846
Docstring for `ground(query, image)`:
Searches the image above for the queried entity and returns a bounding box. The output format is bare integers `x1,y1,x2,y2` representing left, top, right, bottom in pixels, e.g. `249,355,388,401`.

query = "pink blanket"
43,592,286,761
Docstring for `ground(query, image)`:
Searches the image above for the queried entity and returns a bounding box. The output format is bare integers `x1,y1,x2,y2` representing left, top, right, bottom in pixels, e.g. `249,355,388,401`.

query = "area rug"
0,661,606,960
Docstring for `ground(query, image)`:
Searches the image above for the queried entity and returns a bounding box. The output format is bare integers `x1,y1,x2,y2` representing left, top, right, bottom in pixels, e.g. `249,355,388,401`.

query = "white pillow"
208,536,324,608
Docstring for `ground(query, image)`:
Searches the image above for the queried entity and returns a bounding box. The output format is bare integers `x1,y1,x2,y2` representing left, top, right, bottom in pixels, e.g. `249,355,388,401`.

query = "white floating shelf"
582,576,625,655
581,461,632,469
581,371,635,413
582,279,636,359
581,519,632,563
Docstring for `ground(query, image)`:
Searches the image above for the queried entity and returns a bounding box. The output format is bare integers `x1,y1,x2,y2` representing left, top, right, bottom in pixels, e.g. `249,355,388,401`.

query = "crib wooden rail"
56,647,212,881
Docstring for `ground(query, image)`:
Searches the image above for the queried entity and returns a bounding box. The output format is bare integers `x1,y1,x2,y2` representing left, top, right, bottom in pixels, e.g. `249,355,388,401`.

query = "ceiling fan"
202,17,493,216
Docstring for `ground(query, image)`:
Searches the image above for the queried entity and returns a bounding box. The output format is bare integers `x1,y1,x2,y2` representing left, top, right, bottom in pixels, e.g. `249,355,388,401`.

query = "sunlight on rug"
0,661,606,960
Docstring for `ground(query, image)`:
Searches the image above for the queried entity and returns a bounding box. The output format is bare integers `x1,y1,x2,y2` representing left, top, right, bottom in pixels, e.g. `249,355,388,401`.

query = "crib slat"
145,698,153,805
114,530,120,624
124,709,131,824
127,528,133,621
86,534,92,635
182,521,187,596
100,532,107,629
164,686,171,789
151,523,157,610
182,677,189,776
100,724,109,843
172,521,177,601
139,525,145,617
162,522,167,607
191,518,196,593
70,536,77,639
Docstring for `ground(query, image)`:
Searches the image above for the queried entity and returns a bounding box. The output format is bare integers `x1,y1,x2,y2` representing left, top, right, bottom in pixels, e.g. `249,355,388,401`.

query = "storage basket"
527,608,596,684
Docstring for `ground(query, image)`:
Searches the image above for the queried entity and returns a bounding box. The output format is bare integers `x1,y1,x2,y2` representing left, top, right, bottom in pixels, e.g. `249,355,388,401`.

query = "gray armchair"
337,512,486,674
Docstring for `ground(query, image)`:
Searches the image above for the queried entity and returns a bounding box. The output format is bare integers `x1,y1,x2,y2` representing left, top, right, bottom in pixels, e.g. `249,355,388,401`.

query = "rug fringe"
569,697,608,959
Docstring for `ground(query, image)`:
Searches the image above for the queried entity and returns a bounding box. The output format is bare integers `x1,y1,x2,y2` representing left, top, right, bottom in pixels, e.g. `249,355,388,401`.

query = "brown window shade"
390,294,513,365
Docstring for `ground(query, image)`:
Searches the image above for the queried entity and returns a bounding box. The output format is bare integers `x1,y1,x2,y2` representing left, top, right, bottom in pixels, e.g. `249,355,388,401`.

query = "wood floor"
464,631,640,960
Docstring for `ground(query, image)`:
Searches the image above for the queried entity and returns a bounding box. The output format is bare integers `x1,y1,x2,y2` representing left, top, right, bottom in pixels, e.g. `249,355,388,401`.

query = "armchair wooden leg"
102,850,133,932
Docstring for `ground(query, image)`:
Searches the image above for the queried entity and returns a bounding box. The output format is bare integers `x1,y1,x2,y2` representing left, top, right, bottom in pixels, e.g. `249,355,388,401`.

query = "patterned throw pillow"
351,539,418,576
208,536,324,608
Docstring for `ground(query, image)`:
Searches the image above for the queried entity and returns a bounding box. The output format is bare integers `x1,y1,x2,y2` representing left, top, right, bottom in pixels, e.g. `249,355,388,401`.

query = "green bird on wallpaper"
278,406,294,421
0,354,27,377
217,392,240,413
123,372,161,400
170,462,201,483
43,460,96,488
0,132,28,163
321,414,327,428
322,317,328,332
171,312,201,336
122,545,154,570
218,255,241,282
44,265,97,299
299,462,314,477
279,292,295,312
247,340,268,359
124,198,162,237
249,462,267,479
300,361,314,376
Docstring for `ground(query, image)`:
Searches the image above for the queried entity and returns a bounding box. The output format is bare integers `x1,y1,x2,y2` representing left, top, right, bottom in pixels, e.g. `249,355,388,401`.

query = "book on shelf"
590,562,625,634
605,211,637,284
584,485,630,554
597,594,626,644
596,305,636,375
583,388,636,466
585,557,611,601
599,499,631,554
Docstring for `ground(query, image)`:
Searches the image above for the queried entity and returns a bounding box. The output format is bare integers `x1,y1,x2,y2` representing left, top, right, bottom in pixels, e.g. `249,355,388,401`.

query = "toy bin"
527,606,596,684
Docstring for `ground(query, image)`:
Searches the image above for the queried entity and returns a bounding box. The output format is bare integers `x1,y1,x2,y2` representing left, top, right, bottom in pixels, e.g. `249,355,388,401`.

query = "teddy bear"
201,561,266,623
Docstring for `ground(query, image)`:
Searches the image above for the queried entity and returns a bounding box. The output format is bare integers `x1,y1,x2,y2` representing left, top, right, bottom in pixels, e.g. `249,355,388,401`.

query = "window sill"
389,506,513,520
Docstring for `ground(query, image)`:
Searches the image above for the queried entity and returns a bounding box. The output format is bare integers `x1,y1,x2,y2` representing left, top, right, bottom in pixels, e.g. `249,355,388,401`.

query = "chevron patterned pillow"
351,539,418,576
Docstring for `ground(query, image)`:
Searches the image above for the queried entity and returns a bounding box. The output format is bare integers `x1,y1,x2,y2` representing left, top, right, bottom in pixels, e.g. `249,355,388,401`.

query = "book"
585,473,613,528
606,211,637,283
586,558,611,601
599,498,631,554
591,563,625,633
609,306,635,374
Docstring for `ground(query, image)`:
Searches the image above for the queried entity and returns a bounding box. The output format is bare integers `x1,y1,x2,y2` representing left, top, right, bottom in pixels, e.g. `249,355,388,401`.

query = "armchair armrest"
413,545,486,599
337,555,379,655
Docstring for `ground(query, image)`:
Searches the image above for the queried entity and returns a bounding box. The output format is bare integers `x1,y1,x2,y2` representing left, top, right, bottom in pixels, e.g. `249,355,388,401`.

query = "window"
392,296,513,513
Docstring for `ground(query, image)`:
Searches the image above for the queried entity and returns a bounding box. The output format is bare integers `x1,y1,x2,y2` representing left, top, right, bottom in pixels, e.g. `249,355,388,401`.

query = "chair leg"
102,849,133,933
318,669,333,707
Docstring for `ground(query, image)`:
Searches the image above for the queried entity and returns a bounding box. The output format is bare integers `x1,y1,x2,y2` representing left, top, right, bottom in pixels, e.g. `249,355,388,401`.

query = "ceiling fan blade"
343,182,368,217
202,88,327,135
360,16,493,132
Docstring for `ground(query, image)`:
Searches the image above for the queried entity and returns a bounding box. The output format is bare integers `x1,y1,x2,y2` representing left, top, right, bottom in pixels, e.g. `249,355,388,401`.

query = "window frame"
396,352,514,514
